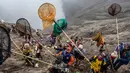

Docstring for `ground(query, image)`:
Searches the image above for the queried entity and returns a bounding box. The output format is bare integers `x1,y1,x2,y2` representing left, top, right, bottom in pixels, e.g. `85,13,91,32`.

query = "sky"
0,0,65,29
0,0,129,29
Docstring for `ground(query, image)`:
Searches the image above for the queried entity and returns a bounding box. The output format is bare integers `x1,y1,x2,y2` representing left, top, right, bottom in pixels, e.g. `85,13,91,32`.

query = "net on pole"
38,3,56,30
16,18,32,41
108,3,121,16
0,26,11,65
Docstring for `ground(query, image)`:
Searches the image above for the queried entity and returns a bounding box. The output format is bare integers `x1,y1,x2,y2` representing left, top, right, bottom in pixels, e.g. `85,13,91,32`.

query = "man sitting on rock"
113,43,130,70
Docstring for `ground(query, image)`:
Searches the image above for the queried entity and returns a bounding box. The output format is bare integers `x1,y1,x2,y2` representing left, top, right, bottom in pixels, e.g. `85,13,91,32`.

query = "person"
51,33,56,46
110,51,118,65
54,44,63,54
65,41,73,52
113,44,130,70
46,33,56,47
100,52,117,73
25,34,31,42
36,30,41,38
51,45,75,73
89,53,106,73
22,43,33,66
78,43,85,54
35,42,42,59
77,37,83,46
66,40,75,52
74,36,78,45
74,42,85,60
98,52,117,71
55,45,75,67
99,42,106,55
31,40,36,45
115,42,124,57
106,42,126,69
73,42,85,66
66,40,72,46
125,44,130,61
49,55,70,73
62,43,68,50
92,32,104,47
56,35,62,46
34,42,42,67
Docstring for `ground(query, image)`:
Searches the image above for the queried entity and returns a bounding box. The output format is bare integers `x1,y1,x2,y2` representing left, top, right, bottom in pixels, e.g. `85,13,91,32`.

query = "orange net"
38,3,56,30
38,3,56,21
42,20,53,30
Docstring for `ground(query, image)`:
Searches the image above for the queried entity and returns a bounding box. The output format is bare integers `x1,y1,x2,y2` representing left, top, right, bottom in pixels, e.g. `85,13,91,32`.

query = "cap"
111,51,118,58
78,44,83,49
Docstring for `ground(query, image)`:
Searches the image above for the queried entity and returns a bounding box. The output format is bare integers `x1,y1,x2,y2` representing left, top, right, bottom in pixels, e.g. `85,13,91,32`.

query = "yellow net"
38,3,56,30
42,20,54,30
38,3,56,21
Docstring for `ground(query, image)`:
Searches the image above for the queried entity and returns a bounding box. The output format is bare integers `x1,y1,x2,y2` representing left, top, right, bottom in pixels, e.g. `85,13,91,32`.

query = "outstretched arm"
56,51,62,57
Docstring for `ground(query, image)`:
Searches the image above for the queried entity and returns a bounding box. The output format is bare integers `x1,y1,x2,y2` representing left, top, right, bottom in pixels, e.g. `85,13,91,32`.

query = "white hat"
78,44,83,49
24,43,30,48
54,46,57,49
111,51,118,58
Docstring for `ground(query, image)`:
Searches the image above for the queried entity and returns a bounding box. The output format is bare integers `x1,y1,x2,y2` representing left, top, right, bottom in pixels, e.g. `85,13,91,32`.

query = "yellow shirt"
90,56,106,73
23,48,32,55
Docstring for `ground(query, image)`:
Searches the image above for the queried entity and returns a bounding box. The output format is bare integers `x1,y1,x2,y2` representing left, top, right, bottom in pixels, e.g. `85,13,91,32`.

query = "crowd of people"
20,31,130,73
21,40,43,67
89,32,130,73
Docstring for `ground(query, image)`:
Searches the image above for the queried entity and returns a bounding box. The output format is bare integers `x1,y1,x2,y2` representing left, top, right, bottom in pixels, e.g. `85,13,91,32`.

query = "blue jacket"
116,44,124,57
56,48,64,54
62,51,72,64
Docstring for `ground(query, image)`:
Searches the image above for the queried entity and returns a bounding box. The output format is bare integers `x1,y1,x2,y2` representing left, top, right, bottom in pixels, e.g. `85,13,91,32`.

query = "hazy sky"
0,0,65,29
62,0,129,19
0,0,129,29
62,0,101,18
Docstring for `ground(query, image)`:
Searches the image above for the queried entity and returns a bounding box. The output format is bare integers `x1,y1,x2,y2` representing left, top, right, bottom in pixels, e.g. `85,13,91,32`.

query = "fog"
0,0,64,29
62,0,101,19
62,0,130,20
0,0,129,29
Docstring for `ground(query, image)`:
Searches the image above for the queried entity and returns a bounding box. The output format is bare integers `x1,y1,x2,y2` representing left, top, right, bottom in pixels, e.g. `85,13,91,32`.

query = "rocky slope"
63,0,130,73
0,0,130,73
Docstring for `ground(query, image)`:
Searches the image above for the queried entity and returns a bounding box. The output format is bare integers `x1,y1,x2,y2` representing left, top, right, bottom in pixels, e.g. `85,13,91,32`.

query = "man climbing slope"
55,44,75,67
